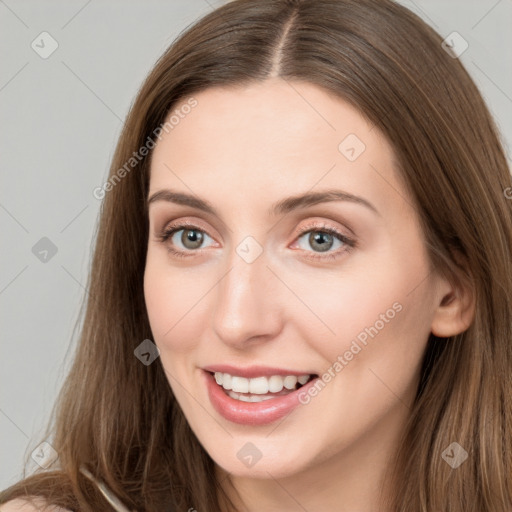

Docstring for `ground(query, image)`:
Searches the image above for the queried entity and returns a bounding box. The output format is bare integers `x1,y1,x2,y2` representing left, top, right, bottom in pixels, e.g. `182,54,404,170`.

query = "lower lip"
203,370,319,426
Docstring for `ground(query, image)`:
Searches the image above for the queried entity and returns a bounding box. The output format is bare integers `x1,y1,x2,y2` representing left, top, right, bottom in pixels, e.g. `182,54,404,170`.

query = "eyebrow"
147,188,380,217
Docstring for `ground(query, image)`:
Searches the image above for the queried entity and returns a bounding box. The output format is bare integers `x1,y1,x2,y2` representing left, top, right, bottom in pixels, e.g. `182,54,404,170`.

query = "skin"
144,78,475,511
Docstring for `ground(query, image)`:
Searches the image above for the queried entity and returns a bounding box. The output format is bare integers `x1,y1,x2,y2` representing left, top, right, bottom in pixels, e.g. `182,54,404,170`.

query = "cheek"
285,264,405,363
319,282,434,426
143,254,215,356
144,249,226,362
295,247,433,376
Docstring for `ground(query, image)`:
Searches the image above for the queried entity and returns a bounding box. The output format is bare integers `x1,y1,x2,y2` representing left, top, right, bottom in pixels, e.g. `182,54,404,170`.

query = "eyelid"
159,218,220,243
291,217,353,239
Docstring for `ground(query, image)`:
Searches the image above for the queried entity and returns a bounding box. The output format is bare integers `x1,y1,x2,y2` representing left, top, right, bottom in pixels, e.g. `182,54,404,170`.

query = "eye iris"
182,229,203,249
309,231,333,252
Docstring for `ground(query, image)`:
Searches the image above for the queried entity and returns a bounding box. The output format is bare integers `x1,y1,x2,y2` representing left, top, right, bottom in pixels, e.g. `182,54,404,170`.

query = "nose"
211,245,284,349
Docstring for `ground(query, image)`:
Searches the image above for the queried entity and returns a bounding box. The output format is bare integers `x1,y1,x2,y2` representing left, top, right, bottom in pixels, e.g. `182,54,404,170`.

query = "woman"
1,0,511,510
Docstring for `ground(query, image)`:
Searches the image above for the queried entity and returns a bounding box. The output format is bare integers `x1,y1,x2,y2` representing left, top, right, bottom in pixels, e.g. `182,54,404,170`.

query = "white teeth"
228,390,276,402
213,372,312,394
298,375,310,385
249,376,268,394
283,375,298,390
268,375,284,393
222,373,232,390
231,375,249,393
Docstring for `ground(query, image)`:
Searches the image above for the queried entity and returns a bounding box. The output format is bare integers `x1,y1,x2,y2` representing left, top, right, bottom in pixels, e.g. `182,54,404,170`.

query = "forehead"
148,79,408,219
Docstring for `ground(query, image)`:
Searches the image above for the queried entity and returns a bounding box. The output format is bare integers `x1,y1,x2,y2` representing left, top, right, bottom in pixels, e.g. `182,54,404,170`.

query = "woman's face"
144,78,447,480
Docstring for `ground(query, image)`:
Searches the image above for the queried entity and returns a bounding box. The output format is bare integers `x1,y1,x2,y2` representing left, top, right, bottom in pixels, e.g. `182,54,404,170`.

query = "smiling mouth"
207,371,318,402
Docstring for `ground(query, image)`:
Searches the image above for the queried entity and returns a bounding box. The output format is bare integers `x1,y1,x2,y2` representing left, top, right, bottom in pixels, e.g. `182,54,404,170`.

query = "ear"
430,258,476,338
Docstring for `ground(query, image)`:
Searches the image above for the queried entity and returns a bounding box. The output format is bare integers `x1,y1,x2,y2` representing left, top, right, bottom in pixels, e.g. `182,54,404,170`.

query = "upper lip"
202,364,317,378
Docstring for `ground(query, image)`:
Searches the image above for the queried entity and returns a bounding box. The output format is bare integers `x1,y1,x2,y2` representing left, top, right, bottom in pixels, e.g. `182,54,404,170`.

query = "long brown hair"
2,0,511,510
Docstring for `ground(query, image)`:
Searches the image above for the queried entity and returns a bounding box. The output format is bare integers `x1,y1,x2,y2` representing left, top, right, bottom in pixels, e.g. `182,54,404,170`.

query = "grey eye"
172,228,212,250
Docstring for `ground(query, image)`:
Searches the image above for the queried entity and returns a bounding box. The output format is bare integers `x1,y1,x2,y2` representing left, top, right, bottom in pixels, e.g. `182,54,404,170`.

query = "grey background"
1,0,511,491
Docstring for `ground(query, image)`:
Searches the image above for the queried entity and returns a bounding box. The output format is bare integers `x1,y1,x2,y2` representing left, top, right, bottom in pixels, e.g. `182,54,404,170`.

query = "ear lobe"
430,273,476,338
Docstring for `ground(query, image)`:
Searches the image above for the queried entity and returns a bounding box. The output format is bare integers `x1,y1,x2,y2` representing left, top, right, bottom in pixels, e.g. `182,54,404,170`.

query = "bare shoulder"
0,499,72,512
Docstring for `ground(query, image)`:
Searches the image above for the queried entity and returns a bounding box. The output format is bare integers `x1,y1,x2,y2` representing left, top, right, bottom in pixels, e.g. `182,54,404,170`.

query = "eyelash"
156,220,356,262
